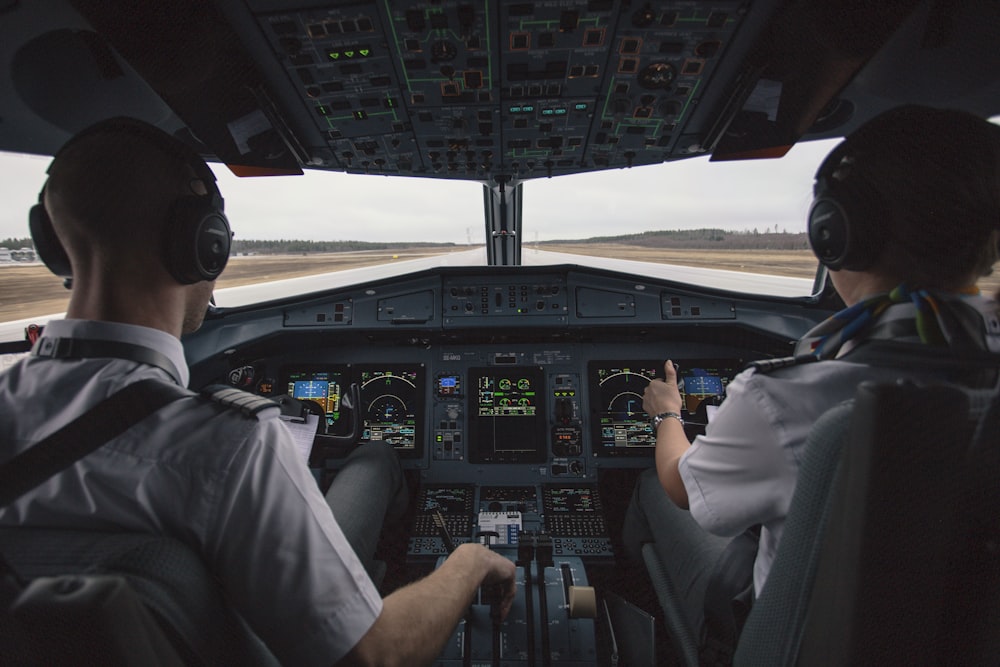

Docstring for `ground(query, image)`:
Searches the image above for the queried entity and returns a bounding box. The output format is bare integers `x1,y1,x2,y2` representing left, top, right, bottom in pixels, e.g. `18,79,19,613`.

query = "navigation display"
589,359,739,457
357,364,424,457
283,366,350,434
468,366,546,463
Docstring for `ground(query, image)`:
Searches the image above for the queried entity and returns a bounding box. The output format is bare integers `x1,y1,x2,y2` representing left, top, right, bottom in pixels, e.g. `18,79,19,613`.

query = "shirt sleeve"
202,415,382,666
678,369,799,538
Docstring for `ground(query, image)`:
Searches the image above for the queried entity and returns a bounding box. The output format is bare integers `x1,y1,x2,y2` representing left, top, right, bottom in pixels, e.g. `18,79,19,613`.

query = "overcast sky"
0,139,841,245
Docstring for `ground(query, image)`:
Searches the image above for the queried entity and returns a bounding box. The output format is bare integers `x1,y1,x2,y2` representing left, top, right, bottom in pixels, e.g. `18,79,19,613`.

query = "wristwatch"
651,411,684,431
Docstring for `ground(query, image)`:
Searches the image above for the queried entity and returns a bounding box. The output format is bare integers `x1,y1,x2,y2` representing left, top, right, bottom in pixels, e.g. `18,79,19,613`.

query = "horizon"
0,139,839,245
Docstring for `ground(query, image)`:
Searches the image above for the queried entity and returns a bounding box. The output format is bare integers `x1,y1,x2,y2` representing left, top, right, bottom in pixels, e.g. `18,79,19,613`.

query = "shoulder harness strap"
0,378,192,509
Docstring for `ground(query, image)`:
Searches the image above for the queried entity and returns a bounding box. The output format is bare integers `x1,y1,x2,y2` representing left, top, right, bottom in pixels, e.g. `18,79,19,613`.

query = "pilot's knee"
345,443,407,493
346,440,397,467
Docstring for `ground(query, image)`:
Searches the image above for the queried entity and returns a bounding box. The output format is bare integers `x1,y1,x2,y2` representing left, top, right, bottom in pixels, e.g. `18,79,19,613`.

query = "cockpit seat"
738,378,1000,665
0,528,279,666
642,375,1000,666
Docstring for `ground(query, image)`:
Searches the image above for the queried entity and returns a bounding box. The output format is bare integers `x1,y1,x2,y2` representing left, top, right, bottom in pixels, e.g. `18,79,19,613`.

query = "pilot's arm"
336,542,516,667
644,360,690,508
645,360,793,529
204,412,514,667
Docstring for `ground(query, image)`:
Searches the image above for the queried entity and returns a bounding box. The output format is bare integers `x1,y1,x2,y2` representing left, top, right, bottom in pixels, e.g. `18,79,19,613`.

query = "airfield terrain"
2,245,998,324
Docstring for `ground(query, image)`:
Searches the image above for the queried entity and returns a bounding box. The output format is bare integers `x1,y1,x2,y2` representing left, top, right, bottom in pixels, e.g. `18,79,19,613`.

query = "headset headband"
30,116,231,285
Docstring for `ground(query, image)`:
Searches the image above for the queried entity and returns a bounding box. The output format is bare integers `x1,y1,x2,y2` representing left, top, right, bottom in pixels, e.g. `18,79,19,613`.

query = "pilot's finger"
663,359,678,383
644,365,682,414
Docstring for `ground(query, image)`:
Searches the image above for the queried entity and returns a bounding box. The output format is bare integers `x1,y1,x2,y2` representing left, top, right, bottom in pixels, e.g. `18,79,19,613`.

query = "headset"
28,117,231,285
807,139,889,272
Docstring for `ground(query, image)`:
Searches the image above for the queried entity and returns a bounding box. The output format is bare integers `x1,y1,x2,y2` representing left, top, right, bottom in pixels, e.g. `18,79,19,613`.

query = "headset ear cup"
164,196,231,284
808,197,851,270
808,173,886,272
29,200,73,278
195,212,231,280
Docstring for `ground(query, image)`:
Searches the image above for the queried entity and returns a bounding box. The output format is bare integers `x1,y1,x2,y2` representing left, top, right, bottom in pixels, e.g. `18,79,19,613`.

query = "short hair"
832,105,1000,288
43,120,204,259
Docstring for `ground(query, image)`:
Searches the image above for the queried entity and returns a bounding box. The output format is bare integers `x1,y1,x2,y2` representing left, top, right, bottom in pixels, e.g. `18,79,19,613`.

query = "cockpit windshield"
1,138,835,329
3,128,1000,330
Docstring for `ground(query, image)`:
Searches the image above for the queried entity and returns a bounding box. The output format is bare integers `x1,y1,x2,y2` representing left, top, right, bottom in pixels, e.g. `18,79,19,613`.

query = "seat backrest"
797,380,1000,665
736,379,1000,666
0,528,279,666
732,399,856,666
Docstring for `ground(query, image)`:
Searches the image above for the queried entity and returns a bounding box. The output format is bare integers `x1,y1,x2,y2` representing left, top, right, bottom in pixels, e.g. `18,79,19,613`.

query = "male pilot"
0,117,515,666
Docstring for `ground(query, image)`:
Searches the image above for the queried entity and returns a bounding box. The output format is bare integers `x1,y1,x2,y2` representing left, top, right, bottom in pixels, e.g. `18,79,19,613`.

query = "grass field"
2,244,998,323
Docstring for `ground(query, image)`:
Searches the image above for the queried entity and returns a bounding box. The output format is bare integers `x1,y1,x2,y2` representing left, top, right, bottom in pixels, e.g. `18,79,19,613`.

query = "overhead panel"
253,1,751,181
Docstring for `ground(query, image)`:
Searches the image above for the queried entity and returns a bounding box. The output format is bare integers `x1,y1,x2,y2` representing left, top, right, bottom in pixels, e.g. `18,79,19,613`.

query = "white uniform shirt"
680,296,1000,595
0,319,381,666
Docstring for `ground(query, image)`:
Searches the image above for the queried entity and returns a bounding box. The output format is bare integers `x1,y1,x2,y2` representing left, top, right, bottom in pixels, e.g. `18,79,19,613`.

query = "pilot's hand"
644,359,683,416
461,544,517,620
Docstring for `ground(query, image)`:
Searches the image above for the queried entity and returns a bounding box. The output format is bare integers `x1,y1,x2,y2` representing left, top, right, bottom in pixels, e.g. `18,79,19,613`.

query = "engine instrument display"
358,364,424,457
589,359,739,456
468,366,546,464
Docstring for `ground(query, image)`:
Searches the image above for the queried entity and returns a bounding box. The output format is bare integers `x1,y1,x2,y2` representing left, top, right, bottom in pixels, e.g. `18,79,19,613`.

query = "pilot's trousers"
622,467,730,640
324,443,408,585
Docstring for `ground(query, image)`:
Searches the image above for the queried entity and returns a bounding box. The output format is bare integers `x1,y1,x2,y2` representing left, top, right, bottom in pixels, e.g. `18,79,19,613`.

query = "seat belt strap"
0,379,191,508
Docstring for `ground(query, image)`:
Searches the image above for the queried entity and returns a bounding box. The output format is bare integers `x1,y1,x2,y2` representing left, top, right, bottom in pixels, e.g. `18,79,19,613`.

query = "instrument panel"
201,267,823,481
197,266,824,567
255,342,744,563
244,345,742,475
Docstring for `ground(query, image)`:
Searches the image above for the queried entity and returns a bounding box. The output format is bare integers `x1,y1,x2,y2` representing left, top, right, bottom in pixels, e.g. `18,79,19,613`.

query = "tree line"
1,237,456,255
540,228,811,250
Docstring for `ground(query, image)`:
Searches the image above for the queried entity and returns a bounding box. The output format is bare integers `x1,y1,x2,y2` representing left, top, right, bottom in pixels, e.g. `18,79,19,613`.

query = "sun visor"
11,29,174,138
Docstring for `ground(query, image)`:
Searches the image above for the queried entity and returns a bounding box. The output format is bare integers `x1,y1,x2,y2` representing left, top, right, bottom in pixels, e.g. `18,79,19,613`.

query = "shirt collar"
38,319,190,387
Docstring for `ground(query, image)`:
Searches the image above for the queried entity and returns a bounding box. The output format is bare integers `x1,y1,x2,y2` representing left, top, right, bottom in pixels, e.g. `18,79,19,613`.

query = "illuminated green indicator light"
344,50,355,58
327,52,340,60
359,49,371,57
574,103,588,111
354,110,368,120
509,106,522,113
522,105,535,112
541,108,555,116
554,108,567,115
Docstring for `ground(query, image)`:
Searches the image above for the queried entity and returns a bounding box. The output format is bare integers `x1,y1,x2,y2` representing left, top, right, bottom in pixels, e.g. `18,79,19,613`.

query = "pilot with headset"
623,105,1000,643
0,117,515,665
